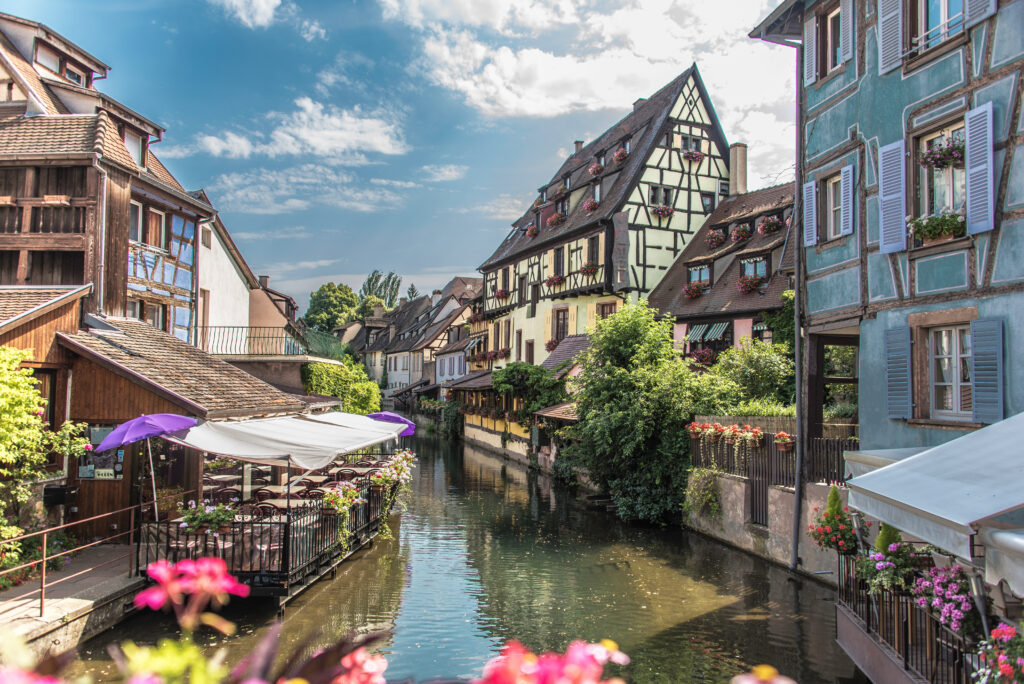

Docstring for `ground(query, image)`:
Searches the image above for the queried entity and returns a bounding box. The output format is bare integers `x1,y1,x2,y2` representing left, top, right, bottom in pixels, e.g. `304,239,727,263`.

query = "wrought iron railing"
689,435,855,486
197,326,307,356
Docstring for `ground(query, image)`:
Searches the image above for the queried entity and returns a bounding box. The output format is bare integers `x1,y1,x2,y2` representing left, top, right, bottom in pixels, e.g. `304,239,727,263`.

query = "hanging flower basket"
544,274,565,288
547,213,567,228
652,205,674,219
920,138,966,170
554,183,567,195
774,431,793,451
705,230,726,249
545,338,560,352
526,224,539,239
588,162,603,176
494,288,510,301
682,149,704,164
730,225,753,242
533,198,544,208
683,282,704,299
757,216,783,235
582,197,599,213
687,421,706,439
580,261,599,278
613,147,628,163
499,347,511,359
737,275,764,293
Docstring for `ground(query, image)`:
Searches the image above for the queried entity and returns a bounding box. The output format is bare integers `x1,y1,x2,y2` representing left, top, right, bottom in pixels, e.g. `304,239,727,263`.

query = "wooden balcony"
483,264,607,314
0,200,91,235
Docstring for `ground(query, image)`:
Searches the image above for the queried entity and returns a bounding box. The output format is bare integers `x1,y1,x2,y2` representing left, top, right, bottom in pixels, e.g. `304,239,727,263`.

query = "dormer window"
540,188,547,202
123,130,145,167
64,66,84,86
740,257,768,279
36,45,60,74
564,175,571,191
556,198,569,215
598,153,606,167
593,183,601,203
624,138,631,153
688,265,710,283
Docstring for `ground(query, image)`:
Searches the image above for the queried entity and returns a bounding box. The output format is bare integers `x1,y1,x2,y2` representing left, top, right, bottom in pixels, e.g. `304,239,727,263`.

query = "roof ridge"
92,109,109,155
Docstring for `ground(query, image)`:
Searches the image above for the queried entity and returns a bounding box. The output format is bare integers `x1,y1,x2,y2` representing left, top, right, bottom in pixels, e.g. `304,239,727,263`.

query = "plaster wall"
197,225,251,328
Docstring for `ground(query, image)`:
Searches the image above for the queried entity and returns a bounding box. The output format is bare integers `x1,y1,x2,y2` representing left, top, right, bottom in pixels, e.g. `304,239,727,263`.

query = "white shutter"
964,0,996,29
877,0,903,75
803,16,817,86
965,102,994,235
840,164,855,236
878,140,907,253
840,0,854,62
802,181,818,247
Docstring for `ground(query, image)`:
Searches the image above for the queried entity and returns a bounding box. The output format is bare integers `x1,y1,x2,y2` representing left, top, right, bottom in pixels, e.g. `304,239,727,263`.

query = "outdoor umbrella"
96,414,198,521
367,411,416,437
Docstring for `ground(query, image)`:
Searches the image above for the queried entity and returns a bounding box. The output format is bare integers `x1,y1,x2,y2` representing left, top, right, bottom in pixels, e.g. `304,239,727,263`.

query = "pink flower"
84,444,93,451
992,623,1018,642
0,667,65,684
730,665,797,684
178,557,250,604
337,647,388,684
134,560,184,610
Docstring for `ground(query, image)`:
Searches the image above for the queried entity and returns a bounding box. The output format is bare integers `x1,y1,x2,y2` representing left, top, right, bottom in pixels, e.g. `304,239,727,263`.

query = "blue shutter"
803,16,817,86
971,319,1003,424
840,164,855,236
877,0,903,74
802,181,818,246
885,327,912,419
840,0,854,62
878,140,906,253
964,0,997,28
965,102,994,235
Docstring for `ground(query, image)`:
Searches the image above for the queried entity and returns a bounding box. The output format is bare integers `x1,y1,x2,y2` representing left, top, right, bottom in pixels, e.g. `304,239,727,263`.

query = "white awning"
847,412,1024,559
980,528,1024,596
167,412,405,471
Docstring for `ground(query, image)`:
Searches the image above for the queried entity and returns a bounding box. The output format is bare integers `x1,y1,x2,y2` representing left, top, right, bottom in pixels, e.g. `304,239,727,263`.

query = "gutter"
790,31,807,573
92,154,107,314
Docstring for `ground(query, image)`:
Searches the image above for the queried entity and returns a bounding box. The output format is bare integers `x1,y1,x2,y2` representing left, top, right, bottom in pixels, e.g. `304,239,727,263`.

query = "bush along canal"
70,431,863,683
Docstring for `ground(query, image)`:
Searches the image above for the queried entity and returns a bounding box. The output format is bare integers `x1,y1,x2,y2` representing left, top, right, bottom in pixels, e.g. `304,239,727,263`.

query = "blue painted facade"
754,0,1024,450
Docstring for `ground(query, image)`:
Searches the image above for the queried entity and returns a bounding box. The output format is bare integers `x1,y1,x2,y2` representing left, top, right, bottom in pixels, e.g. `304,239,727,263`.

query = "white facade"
197,220,252,328
436,351,467,389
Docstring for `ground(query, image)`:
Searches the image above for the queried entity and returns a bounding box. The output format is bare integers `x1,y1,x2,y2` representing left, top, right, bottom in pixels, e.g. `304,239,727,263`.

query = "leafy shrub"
682,468,721,522
711,337,794,403
301,360,381,414
727,398,797,417
824,402,858,421
439,401,463,440
492,362,567,429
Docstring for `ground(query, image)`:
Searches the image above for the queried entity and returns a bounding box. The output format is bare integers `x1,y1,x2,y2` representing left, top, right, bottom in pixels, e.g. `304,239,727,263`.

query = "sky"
13,0,796,312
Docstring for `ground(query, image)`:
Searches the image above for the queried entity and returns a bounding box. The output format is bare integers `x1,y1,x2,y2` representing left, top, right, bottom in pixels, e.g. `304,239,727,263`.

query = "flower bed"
705,229,726,249
547,213,567,228
651,205,674,219
920,138,965,169
737,275,764,293
757,216,783,235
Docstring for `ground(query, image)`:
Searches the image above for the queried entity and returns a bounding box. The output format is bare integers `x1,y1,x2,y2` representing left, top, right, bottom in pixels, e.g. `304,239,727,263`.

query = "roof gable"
0,284,90,335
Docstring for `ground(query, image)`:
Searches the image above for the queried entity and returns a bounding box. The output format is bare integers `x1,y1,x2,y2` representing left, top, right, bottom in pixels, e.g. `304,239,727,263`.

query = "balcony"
197,326,349,359
0,201,89,235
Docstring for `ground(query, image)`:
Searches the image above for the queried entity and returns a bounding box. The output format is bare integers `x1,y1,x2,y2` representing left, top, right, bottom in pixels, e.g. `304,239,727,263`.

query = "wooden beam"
0,234,86,250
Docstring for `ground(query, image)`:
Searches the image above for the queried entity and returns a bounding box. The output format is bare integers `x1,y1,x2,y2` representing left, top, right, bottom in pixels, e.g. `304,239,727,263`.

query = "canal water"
73,431,862,683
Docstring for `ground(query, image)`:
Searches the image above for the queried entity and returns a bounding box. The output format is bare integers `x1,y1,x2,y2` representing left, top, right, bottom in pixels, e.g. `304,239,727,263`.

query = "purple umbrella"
97,414,198,522
368,411,416,437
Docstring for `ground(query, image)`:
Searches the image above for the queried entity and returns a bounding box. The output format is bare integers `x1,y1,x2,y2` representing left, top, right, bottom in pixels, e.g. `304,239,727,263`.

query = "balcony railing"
197,326,307,356
0,203,88,234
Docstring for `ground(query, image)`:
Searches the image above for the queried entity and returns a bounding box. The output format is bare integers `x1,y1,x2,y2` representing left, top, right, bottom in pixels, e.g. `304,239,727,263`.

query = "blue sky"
13,0,795,312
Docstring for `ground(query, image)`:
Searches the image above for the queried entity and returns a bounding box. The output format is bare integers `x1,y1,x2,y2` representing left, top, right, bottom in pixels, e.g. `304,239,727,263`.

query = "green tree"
359,270,402,308
711,337,795,403
492,362,567,428
353,294,388,321
406,284,420,299
304,282,359,333
761,289,795,351
301,360,381,414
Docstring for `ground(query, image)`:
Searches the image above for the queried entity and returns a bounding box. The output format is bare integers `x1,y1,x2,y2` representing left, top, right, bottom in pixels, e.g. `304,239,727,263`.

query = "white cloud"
371,178,420,188
207,0,282,28
377,0,580,33
233,226,313,240
299,19,327,41
264,258,340,273
458,192,529,220
197,131,256,159
420,163,467,182
315,52,375,96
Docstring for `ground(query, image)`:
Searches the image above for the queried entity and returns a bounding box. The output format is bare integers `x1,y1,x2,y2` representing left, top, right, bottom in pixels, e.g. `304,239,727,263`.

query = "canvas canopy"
847,411,1024,559
167,412,406,471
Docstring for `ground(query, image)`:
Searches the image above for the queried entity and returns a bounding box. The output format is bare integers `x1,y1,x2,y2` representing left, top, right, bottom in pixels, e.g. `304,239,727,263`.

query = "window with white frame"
680,135,701,151
129,201,142,242
123,130,145,167
918,122,966,217
688,265,710,283
825,6,843,72
649,185,674,207
914,0,964,49
740,257,767,279
825,173,843,240
593,183,601,203
148,209,166,250
930,325,972,420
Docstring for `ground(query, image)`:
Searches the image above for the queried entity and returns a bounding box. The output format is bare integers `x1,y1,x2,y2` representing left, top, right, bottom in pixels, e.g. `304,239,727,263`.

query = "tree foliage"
353,295,388,321
761,289,795,351
492,363,567,428
711,337,795,403
359,270,402,308
303,282,359,333
406,284,420,300
301,360,381,414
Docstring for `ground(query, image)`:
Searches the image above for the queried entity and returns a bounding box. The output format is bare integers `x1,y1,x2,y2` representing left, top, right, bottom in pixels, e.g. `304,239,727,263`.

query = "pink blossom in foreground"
730,665,797,684
0,667,64,684
475,640,628,684
335,647,388,684
134,559,184,611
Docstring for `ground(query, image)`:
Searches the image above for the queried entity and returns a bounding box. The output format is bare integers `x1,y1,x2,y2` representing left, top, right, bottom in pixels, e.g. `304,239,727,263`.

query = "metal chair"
255,503,278,517
293,478,315,490
254,488,275,502
251,477,270,486
305,488,326,500
213,487,241,504
334,469,358,481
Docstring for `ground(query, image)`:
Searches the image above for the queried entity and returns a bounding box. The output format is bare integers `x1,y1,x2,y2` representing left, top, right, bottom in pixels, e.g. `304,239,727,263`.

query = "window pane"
959,356,971,383
958,328,971,357
756,260,767,277
926,0,943,45
933,329,951,356
934,384,953,411
948,0,964,34
830,13,842,68
934,357,952,383
952,167,966,211
960,383,972,412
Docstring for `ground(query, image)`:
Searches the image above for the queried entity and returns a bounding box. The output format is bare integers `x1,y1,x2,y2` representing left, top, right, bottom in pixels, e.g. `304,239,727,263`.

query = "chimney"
633,98,647,111
373,305,383,317
258,275,269,288
574,140,583,154
729,143,748,196
399,296,408,306
431,291,442,306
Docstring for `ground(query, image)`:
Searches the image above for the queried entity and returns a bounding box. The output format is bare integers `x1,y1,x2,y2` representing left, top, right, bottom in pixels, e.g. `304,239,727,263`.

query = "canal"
73,430,862,683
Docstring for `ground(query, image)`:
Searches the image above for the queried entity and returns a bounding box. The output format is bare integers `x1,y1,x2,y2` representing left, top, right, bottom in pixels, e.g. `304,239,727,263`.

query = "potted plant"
705,229,726,249
907,210,966,246
582,197,599,213
651,205,674,219
177,500,236,534
494,288,510,301
911,563,983,635
920,137,965,170
806,486,860,554
545,338,559,352
738,275,764,294
613,147,628,163
741,426,764,448
723,424,741,444
526,224,539,239
545,274,565,288
975,623,1024,681
687,421,706,439
757,216,783,235
547,213,567,228
588,161,603,176
774,431,793,452
683,282,704,299
703,422,725,443
730,224,753,242
682,149,704,164
580,261,599,278
856,539,922,595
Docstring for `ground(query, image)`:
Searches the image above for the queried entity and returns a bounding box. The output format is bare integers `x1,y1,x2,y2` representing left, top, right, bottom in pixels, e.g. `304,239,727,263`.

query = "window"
553,247,564,276
741,257,768,278
564,175,571,191
540,188,547,202
649,185,673,207
528,284,539,319
624,138,631,153
145,302,166,331
402,356,408,371
129,201,142,242
501,267,509,291
930,325,972,420
664,132,673,147
556,198,569,215
554,309,569,341
516,330,522,361
918,122,966,217
805,2,850,83
126,299,142,319
146,209,166,249
825,174,843,240
459,356,465,374
719,181,730,197
201,226,212,248
65,65,83,86
593,183,601,203
825,7,843,72
700,192,715,214
123,130,145,167
688,265,710,283
36,45,60,73
525,340,534,364
587,236,600,265
518,275,527,304
598,153,606,167
503,319,511,349
598,302,617,319
914,0,964,49
680,135,701,151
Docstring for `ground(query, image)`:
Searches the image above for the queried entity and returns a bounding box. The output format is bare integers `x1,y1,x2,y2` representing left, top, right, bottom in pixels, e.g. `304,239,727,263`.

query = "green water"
73,431,862,683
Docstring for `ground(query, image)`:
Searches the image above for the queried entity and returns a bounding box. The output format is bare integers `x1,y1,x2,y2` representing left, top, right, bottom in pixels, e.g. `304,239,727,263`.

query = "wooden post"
39,530,47,618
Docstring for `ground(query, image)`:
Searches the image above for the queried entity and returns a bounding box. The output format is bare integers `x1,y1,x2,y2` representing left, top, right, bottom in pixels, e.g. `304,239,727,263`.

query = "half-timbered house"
476,65,737,366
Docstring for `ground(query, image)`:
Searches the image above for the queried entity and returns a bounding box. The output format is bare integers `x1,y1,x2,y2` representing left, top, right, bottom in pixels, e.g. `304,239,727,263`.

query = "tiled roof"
541,334,590,376
479,65,727,270
57,318,304,418
534,401,577,422
444,369,493,390
94,109,138,168
0,285,89,333
0,114,96,156
0,29,65,115
145,153,186,192
648,183,795,318
441,276,483,303
434,336,473,356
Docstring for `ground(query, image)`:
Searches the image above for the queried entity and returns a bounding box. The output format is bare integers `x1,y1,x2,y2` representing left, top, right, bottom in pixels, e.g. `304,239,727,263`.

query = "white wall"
198,223,251,328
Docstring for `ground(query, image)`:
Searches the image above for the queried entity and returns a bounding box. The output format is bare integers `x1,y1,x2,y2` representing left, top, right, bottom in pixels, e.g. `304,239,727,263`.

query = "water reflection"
73,431,860,683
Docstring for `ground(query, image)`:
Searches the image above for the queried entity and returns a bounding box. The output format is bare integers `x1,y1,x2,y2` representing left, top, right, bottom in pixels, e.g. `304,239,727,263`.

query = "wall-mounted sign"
95,468,116,480
78,464,94,479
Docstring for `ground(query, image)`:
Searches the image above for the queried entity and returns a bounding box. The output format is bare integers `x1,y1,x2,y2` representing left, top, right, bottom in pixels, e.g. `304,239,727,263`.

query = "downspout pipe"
790,34,807,573
92,155,108,315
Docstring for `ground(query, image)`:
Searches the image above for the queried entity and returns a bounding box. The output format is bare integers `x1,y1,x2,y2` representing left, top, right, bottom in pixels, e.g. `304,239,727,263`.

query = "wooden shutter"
598,231,605,264
877,0,903,75
878,140,906,253
546,250,553,277
965,102,994,235
884,327,912,419
971,319,1003,424
545,309,552,340
587,301,597,328
840,164,855,235
840,0,854,62
568,306,578,336
964,0,996,28
802,181,817,246
803,16,817,85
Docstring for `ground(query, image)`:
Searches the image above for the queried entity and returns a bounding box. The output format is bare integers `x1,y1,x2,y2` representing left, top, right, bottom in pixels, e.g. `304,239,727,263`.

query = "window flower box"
494,288,510,301
580,261,599,278
525,224,539,239
920,138,965,170
682,149,704,164
547,213,567,228
774,431,793,451
544,274,565,288
683,282,704,299
613,147,628,164
651,205,674,219
545,338,559,352
705,230,726,249
757,216,783,235
737,274,764,293
588,162,603,176
582,198,599,213
730,225,752,242
554,183,567,195
499,347,511,359
690,347,716,366
908,211,966,245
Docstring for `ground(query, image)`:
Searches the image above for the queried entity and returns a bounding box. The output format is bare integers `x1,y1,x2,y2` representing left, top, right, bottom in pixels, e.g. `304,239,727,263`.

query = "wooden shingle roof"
0,285,89,334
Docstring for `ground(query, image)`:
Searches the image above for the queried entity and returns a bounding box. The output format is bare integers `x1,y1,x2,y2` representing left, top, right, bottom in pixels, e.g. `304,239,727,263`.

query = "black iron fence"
196,326,307,356
837,555,977,684
690,436,855,486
